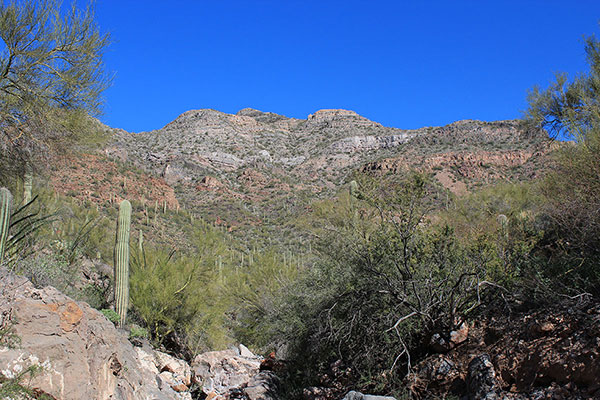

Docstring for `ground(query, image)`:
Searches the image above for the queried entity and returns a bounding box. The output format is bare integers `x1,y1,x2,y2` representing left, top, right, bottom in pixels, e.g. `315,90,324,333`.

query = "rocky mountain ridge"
44,108,553,245
107,108,546,187
89,108,551,234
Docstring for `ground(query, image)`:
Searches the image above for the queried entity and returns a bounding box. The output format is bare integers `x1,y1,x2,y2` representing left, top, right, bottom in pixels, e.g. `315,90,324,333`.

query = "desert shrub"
128,225,241,358
101,309,120,325
129,245,213,353
272,173,506,394
15,252,76,292
129,325,149,339
525,33,600,295
438,182,542,288
529,134,600,295
226,249,300,348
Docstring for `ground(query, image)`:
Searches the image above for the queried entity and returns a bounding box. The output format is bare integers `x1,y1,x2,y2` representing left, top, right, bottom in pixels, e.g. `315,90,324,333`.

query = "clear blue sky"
91,1,600,133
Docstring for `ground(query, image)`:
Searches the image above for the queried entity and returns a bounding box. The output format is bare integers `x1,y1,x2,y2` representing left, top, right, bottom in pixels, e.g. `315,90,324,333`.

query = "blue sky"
91,1,600,132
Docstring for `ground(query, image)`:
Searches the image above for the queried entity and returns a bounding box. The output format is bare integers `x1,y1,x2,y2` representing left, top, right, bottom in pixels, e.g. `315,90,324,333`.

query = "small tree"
0,0,111,179
524,34,600,140
525,32,600,293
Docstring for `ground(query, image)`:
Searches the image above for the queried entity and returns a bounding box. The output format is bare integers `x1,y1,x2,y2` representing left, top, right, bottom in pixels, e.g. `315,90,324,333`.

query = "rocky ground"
2,264,599,399
0,267,277,400
406,297,600,399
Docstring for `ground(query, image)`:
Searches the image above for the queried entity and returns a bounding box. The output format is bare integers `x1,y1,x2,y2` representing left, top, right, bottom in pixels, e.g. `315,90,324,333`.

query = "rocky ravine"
3,266,599,400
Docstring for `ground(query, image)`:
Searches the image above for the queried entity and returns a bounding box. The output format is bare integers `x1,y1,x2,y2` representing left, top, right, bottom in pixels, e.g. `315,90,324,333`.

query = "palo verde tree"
525,34,600,140
0,0,111,181
525,32,600,293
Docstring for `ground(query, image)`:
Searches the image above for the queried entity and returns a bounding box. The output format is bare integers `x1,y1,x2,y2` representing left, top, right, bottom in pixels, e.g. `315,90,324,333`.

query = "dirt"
50,153,179,210
406,297,600,399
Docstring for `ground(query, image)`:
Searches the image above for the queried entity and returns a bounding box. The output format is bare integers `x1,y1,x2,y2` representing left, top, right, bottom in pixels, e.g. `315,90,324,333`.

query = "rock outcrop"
191,344,278,400
0,267,191,400
340,391,396,400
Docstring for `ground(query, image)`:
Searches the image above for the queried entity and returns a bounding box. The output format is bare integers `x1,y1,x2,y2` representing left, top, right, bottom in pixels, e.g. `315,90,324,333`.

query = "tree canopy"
0,0,110,176
525,34,600,141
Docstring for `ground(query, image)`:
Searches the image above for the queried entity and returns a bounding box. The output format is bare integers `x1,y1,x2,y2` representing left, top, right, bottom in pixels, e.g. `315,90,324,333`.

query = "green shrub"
129,244,222,354
129,325,149,339
101,309,120,325
270,173,507,393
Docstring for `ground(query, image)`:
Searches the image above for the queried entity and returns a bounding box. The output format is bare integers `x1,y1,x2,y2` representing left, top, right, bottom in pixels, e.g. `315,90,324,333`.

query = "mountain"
50,108,552,242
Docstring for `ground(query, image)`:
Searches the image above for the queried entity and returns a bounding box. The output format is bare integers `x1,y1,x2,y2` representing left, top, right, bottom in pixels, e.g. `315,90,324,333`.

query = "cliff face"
107,108,549,188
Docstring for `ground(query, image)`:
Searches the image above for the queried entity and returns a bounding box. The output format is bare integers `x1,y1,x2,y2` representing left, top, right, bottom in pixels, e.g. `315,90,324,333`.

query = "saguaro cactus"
0,187,12,264
114,200,131,328
23,169,33,204
349,180,358,198
138,229,143,253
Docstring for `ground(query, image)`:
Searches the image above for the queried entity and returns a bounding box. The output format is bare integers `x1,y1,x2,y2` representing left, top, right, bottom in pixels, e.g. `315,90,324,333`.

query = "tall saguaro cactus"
114,200,131,328
0,187,12,264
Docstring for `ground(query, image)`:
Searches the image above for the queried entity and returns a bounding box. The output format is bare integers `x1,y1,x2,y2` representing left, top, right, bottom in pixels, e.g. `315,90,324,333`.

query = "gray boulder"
341,390,397,400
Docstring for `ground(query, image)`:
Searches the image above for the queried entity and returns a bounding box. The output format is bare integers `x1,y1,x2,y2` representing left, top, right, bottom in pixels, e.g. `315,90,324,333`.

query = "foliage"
4,196,54,266
271,173,509,393
129,325,149,339
129,244,218,356
0,0,111,178
227,249,300,348
0,315,19,349
16,252,75,290
526,33,600,295
0,364,51,400
524,34,600,140
101,308,120,325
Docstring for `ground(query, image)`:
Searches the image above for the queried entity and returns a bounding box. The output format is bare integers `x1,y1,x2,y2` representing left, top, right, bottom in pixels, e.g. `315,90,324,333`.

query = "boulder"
191,345,277,398
341,391,396,400
0,267,191,400
155,350,193,386
467,354,502,400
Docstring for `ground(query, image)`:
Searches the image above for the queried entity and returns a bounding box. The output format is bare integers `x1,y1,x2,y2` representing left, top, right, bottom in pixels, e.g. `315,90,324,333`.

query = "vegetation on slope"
2,1,600,399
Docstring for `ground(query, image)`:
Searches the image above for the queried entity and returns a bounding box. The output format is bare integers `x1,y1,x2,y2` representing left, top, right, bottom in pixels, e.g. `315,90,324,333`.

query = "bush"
101,309,120,325
525,33,600,295
129,242,228,357
272,173,507,393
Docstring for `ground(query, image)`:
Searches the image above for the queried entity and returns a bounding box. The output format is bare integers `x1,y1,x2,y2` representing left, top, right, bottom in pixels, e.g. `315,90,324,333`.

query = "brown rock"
449,322,469,346
0,267,184,399
59,301,84,332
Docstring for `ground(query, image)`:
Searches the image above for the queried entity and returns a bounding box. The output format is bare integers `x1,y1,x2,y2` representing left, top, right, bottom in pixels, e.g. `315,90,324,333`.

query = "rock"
467,354,501,400
330,134,411,153
244,371,279,400
340,391,396,400
136,347,160,375
430,332,453,353
191,347,263,397
303,386,337,400
430,322,469,353
0,267,191,400
155,350,192,386
449,322,469,346
260,351,286,372
404,354,465,398
239,343,256,358
156,371,188,393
